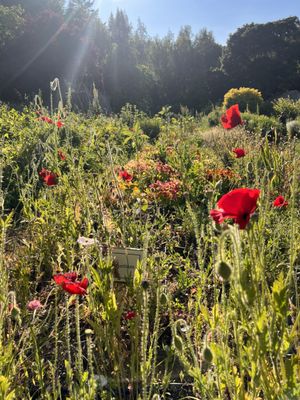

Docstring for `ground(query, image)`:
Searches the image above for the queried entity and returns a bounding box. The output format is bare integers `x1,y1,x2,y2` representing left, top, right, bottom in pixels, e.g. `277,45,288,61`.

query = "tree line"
0,0,299,113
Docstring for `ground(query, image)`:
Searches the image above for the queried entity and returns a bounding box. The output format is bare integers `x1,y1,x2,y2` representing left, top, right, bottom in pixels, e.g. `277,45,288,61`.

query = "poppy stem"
75,296,83,378
65,293,72,366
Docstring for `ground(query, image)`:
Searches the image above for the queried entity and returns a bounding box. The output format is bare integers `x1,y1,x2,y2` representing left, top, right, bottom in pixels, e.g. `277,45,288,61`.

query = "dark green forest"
1,0,300,113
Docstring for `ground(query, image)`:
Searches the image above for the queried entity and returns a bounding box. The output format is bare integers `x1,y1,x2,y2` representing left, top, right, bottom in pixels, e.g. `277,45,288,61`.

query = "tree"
222,17,300,97
0,5,25,48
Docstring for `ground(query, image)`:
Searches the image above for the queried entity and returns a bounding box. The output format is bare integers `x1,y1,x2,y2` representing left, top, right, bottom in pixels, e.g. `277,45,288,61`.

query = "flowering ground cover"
0,102,299,399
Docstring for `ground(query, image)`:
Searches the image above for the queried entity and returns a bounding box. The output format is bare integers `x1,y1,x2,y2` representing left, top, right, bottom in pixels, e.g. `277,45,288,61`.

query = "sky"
95,0,300,44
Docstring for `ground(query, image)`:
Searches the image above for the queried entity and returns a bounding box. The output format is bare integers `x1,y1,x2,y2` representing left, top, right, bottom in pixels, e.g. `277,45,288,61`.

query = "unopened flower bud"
216,261,232,281
202,346,213,363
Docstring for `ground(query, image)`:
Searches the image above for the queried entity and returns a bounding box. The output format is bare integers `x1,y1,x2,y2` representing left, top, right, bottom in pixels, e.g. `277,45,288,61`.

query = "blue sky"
95,0,300,44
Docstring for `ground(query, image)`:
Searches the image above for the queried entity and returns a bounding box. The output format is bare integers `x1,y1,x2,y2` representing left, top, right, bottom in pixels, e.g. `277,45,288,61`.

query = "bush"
207,107,223,127
223,87,263,113
242,112,282,134
139,117,161,141
286,120,300,138
273,98,300,121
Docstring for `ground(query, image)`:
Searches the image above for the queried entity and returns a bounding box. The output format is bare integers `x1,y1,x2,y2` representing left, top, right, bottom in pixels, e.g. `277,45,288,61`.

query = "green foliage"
242,112,282,134
273,97,300,120
207,106,223,127
222,17,300,98
0,5,24,48
0,103,299,399
0,1,299,113
286,120,300,138
223,87,263,112
139,117,161,141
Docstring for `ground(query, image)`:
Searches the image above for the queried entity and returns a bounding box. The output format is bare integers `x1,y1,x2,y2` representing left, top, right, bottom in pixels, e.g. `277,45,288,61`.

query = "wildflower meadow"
0,88,299,400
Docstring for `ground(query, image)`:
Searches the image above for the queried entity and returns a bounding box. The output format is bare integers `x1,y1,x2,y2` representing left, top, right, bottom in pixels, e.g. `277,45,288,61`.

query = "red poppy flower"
38,168,49,179
61,280,88,295
118,169,133,182
125,310,136,320
58,150,66,161
54,273,88,296
273,196,288,208
56,120,64,128
210,188,260,229
233,148,246,158
221,104,243,129
44,173,58,186
39,168,58,186
53,272,78,285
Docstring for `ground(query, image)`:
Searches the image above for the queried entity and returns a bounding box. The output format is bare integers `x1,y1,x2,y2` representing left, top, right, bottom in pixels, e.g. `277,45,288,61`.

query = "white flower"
77,236,98,246
94,374,108,388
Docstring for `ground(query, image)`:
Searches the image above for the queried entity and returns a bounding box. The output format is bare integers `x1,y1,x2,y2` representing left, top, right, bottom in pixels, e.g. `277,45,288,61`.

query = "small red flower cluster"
233,148,246,158
124,310,136,320
38,115,64,128
39,168,58,186
221,104,243,129
273,195,288,208
210,188,260,229
118,169,133,182
53,272,89,295
149,180,181,200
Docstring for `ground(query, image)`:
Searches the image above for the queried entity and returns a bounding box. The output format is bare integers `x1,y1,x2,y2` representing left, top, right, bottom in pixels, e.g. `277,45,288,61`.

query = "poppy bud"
202,346,213,363
216,261,232,281
247,162,254,173
10,305,21,325
174,335,183,352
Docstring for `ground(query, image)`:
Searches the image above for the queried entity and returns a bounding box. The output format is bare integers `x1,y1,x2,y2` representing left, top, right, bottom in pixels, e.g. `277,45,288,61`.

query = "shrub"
223,87,263,113
272,97,300,121
139,117,161,141
286,120,300,138
207,107,223,127
242,112,282,134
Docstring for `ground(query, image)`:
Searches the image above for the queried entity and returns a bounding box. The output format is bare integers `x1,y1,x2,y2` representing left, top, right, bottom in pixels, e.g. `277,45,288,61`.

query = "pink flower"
273,196,288,208
27,299,43,311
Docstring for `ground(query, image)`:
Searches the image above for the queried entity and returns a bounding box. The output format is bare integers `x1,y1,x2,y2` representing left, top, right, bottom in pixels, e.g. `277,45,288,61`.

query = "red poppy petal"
62,282,87,295
273,196,288,207
53,272,78,285
54,275,70,285
80,277,89,289
217,188,260,217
